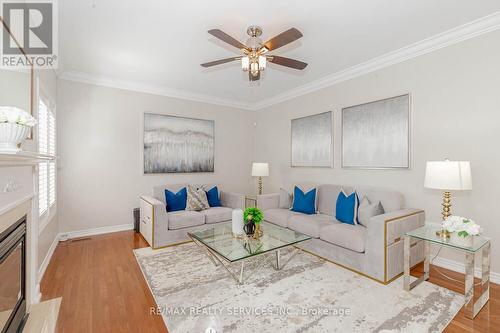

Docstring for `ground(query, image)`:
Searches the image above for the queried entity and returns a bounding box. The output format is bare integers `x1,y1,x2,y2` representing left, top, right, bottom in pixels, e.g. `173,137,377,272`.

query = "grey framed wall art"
291,111,333,167
342,94,410,169
144,113,215,173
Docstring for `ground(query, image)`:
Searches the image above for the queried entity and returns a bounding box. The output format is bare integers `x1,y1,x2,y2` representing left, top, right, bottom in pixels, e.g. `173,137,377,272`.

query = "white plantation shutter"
38,98,56,218
48,112,56,206
38,101,48,154
38,162,48,216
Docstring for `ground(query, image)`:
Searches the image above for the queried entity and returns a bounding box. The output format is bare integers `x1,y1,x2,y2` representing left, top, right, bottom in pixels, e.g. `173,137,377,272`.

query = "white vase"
232,209,244,236
0,123,30,153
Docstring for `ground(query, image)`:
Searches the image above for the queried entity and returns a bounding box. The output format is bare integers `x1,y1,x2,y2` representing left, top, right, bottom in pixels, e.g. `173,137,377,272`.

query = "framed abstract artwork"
291,111,333,167
342,94,410,169
143,113,214,173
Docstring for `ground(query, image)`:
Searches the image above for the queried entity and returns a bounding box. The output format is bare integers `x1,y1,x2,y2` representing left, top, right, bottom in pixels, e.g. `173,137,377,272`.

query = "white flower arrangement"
0,106,36,127
442,215,482,237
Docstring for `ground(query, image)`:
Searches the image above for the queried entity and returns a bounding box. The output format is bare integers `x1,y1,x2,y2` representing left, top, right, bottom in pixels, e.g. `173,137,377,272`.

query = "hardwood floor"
41,231,499,333
412,263,500,332
40,231,167,333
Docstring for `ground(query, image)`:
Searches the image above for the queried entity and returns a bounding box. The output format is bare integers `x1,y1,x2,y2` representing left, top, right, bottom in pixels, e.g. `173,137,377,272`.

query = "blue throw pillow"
165,188,187,212
205,186,221,207
291,186,316,215
336,190,359,225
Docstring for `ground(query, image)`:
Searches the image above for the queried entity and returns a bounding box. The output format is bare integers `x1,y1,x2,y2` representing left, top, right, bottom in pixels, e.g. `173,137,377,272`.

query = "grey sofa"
141,183,245,249
258,183,425,284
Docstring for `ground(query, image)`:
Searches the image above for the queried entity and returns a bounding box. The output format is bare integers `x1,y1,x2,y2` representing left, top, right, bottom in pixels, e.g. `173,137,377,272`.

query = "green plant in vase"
243,207,264,238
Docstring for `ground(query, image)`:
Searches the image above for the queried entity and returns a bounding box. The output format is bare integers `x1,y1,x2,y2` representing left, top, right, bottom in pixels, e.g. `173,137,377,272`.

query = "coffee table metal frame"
188,223,310,285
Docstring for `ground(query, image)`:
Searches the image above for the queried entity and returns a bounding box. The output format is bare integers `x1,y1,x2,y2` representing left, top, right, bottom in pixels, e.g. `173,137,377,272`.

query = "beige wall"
57,80,255,233
255,30,500,274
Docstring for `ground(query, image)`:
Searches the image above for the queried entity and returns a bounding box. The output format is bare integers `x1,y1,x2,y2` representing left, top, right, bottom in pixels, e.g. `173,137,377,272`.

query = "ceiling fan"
201,26,307,81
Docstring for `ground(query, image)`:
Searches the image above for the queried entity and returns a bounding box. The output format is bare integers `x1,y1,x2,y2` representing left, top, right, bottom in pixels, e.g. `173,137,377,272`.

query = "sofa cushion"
165,188,187,212
291,186,317,215
317,184,345,216
358,196,384,227
200,207,232,224
263,209,301,228
205,186,222,207
279,188,292,209
168,211,204,230
320,223,367,253
288,214,336,238
186,185,209,211
356,187,404,213
154,183,188,205
335,190,359,225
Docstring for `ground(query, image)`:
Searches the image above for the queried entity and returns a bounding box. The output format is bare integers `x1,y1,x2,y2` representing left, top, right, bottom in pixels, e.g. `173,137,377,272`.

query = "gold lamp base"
441,191,452,220
437,191,452,239
436,229,451,238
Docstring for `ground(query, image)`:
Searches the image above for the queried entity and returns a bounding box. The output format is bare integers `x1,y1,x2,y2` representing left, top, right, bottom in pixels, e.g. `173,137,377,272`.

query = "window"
38,98,56,218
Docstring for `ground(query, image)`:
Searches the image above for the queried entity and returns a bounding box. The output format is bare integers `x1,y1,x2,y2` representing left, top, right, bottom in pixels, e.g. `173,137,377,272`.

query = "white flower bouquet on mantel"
442,215,482,238
0,106,36,153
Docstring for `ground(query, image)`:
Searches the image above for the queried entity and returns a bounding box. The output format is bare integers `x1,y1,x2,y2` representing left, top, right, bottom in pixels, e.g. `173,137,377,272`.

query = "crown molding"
58,71,255,111
253,11,500,110
58,12,500,112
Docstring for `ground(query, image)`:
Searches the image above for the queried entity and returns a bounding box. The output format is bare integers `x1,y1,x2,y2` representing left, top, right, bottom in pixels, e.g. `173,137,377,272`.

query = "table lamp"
424,159,472,236
251,162,269,195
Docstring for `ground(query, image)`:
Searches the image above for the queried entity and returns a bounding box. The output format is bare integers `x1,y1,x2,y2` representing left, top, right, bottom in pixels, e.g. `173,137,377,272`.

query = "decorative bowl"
0,123,30,152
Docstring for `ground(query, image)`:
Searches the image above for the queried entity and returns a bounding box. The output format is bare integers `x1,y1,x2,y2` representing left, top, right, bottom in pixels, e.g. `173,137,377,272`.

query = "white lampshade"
251,162,269,177
424,160,472,191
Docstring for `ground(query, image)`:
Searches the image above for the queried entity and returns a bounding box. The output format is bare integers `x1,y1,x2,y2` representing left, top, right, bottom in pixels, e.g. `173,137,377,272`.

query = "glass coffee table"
188,222,311,284
404,224,491,319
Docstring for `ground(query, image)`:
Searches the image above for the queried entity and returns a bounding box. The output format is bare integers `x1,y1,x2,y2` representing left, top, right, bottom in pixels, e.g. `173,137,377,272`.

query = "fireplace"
0,216,27,333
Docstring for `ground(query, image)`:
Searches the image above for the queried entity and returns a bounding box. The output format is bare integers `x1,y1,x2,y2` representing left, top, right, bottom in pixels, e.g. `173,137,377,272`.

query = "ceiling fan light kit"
201,26,307,81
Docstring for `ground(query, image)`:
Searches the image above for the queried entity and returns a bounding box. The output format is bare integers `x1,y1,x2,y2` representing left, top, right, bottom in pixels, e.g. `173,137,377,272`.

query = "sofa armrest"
257,193,280,211
364,209,425,282
141,195,169,235
220,191,245,209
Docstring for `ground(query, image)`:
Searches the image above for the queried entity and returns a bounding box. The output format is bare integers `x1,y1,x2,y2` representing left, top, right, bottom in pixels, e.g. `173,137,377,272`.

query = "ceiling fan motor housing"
201,26,307,81
247,25,263,37
246,26,264,50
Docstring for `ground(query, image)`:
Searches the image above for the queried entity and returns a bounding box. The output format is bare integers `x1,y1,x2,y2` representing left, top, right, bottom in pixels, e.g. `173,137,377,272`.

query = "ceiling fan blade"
201,57,240,68
249,71,260,81
263,28,303,51
208,29,249,51
268,56,308,70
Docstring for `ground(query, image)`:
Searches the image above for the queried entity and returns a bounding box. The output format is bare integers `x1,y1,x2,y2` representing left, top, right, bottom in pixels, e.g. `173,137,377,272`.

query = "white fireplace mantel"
0,151,56,166
0,150,57,307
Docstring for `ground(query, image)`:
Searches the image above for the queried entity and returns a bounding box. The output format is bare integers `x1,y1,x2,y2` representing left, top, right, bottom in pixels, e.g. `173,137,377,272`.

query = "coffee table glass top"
405,224,490,253
188,222,311,262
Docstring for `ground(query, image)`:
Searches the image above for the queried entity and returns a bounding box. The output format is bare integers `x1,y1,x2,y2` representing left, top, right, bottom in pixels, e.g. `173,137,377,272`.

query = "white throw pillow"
358,196,385,227
279,188,293,209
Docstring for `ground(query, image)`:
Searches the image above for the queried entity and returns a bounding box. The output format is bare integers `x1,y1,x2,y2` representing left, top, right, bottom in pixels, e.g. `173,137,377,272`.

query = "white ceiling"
59,0,500,108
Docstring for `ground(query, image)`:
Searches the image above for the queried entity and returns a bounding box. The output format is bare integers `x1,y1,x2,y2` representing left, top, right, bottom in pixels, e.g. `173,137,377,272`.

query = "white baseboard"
432,256,500,285
38,233,60,284
60,223,134,240
36,223,135,298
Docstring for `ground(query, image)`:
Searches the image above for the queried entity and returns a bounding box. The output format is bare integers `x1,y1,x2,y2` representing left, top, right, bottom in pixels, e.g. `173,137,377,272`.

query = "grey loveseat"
258,183,425,284
140,183,245,249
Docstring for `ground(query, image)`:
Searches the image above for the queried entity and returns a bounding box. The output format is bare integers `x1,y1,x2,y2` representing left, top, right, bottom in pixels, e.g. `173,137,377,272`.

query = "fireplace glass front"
0,216,27,333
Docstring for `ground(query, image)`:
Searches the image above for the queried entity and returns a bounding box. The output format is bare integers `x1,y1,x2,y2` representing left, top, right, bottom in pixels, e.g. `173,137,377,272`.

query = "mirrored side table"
404,224,491,319
245,195,257,208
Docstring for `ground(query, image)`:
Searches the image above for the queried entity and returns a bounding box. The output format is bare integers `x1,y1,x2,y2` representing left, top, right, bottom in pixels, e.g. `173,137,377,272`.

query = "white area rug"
134,243,463,333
